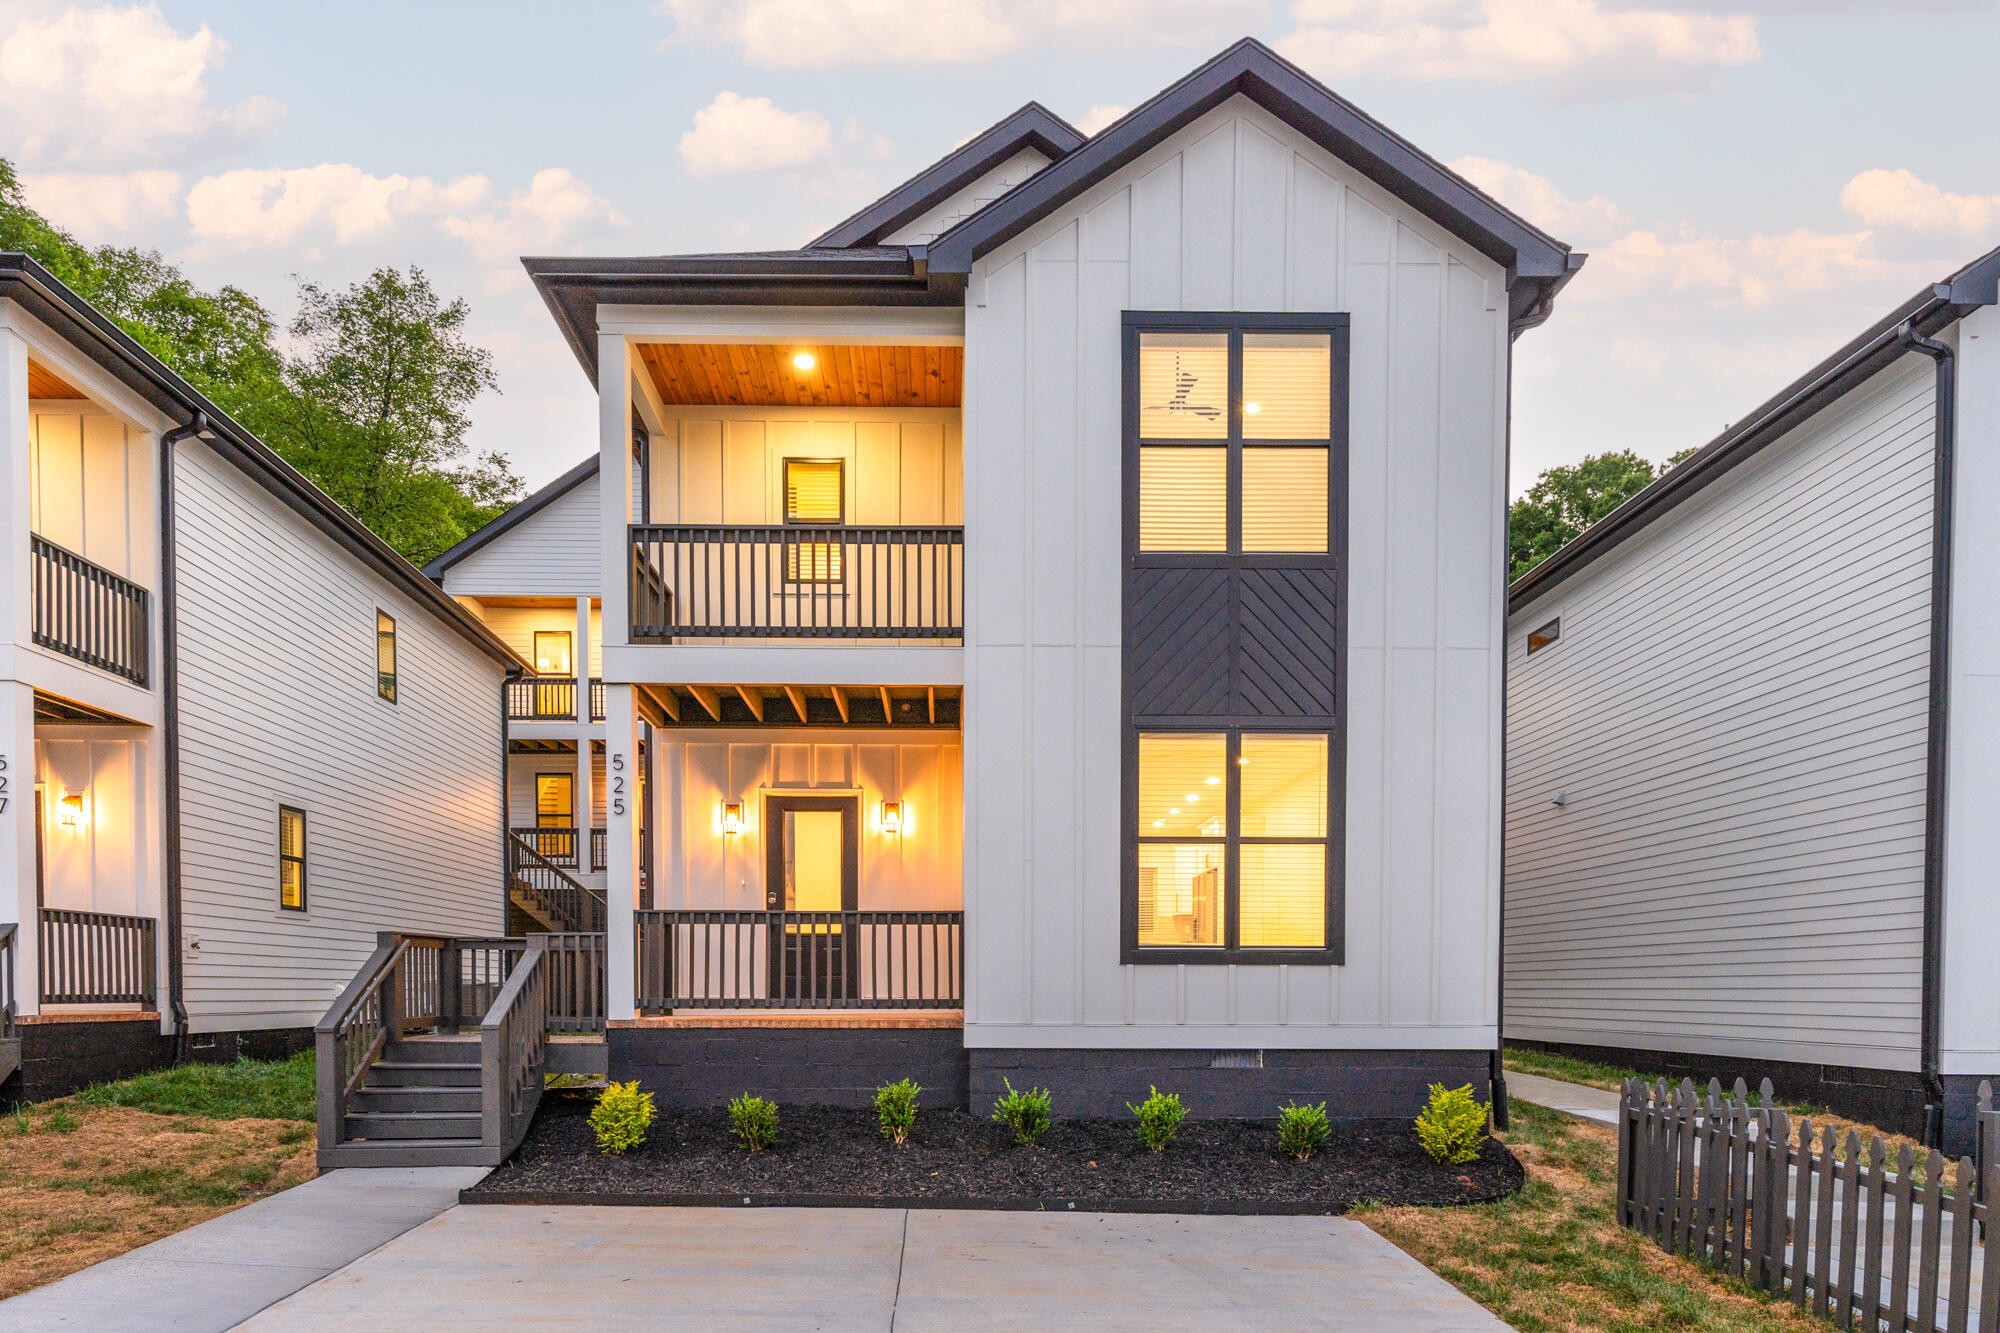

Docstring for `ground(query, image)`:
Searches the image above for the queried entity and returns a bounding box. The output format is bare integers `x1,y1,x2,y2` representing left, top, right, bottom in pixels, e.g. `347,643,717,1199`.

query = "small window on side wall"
278,807,307,911
376,610,397,702
1527,618,1561,655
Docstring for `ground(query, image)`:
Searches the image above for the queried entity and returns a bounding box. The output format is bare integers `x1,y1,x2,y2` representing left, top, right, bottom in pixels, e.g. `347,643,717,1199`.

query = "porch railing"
513,825,580,869
506,675,576,720
590,678,606,721
629,524,963,640
39,908,156,1006
589,826,607,872
31,534,149,686
0,922,16,1037
635,909,963,1012
507,832,606,931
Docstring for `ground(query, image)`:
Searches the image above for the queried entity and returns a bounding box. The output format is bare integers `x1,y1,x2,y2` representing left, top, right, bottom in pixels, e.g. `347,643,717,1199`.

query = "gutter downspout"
1491,333,1517,1132
159,412,211,1056
1899,322,1955,1148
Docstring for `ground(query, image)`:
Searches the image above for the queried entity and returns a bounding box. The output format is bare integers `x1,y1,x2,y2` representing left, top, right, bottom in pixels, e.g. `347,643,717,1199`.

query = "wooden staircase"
316,932,606,1170
507,832,606,935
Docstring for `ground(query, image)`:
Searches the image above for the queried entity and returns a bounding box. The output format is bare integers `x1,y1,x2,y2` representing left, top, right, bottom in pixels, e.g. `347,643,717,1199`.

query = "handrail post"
440,938,461,1033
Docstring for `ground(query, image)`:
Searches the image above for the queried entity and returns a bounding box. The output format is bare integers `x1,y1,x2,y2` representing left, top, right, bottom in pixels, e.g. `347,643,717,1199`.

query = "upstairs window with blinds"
375,611,397,703
278,807,307,912
784,458,844,582
1137,329,1335,554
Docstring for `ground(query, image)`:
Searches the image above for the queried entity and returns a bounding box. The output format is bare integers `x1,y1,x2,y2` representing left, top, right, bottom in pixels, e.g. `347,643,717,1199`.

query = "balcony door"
764,795,858,1002
535,772,575,866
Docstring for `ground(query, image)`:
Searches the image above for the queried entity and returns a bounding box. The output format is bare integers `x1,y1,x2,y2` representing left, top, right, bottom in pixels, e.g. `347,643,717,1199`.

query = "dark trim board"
3,1021,312,1106
1508,1039,1994,1156
969,1048,1490,1120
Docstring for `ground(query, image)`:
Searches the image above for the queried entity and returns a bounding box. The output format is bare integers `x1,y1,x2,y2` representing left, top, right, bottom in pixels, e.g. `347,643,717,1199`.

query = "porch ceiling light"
879,801,904,836
59,792,85,829
720,801,744,836
791,351,816,372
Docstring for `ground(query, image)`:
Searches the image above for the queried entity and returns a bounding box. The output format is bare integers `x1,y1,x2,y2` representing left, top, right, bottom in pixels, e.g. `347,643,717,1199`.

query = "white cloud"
185,164,487,249
1448,156,1626,238
18,169,182,242
1575,224,1878,307
1076,104,1129,136
1279,0,1761,97
0,3,279,166
1839,168,2000,236
659,0,1268,67
678,91,833,178
439,168,629,264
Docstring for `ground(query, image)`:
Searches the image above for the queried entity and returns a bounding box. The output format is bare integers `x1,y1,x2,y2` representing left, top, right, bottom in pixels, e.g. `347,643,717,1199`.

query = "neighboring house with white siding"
1504,243,2000,1153
357,36,1581,1143
0,253,521,1100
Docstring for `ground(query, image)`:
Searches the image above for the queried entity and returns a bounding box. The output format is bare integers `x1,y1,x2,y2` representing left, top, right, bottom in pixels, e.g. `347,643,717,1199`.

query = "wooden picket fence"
1618,1077,1996,1331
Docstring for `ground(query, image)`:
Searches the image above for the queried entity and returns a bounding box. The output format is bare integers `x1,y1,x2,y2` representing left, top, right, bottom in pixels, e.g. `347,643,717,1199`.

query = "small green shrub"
1414,1082,1489,1166
1276,1101,1330,1160
1128,1087,1187,1153
875,1078,921,1145
991,1078,1052,1147
588,1081,655,1155
728,1093,780,1152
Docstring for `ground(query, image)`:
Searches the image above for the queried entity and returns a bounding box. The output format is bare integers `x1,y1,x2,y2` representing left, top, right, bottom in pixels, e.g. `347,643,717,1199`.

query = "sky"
4,0,1999,495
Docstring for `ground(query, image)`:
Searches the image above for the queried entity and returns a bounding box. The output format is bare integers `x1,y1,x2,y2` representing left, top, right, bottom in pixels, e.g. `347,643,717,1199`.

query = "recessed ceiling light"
792,351,816,371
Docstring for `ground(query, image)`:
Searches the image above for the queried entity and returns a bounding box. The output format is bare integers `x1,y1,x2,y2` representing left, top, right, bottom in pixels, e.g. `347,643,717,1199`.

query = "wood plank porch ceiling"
28,359,84,399
637,343,962,408
638,683,958,730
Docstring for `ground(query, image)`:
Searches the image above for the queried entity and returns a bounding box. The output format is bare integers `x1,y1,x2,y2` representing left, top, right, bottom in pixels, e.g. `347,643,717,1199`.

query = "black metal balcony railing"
506,676,576,721
590,678,606,722
629,525,963,640
635,909,963,1012
39,908,157,1006
31,535,149,686
510,826,610,872
589,826,607,871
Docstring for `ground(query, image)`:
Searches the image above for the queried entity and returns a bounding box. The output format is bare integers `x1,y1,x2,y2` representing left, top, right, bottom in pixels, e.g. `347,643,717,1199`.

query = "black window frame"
278,805,307,912
782,456,846,585
532,629,574,677
375,609,397,704
1526,617,1561,655
1121,311,1349,966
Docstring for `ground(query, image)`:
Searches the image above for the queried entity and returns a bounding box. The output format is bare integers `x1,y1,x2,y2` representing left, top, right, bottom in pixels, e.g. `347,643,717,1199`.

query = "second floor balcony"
629,524,963,643
30,534,150,687
506,675,607,723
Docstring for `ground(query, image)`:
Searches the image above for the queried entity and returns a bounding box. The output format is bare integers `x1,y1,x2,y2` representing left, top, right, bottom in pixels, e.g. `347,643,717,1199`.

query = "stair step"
350,1085,484,1114
365,1060,482,1087
344,1110,483,1141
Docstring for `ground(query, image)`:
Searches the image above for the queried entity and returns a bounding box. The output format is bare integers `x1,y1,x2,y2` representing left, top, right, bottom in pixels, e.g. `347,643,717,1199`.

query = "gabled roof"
0,253,525,671
525,37,1583,381
1509,242,2000,609
424,452,599,581
808,102,1085,250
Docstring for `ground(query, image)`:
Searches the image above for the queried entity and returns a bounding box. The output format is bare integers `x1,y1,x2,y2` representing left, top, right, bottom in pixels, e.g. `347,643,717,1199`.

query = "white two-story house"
0,254,520,1101
442,37,1583,1120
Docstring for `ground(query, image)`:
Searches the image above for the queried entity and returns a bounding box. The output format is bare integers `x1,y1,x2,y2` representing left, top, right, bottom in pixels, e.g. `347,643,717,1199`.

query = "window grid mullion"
1224,729,1241,951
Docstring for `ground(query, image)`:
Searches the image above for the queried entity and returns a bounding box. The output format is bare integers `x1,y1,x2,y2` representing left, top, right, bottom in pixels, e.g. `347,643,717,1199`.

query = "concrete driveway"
240,1204,1506,1330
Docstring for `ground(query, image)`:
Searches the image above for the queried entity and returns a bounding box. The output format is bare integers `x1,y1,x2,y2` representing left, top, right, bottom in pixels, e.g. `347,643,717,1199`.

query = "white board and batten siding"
441,469,601,598
1506,355,1940,1071
173,443,506,1032
962,95,1510,1050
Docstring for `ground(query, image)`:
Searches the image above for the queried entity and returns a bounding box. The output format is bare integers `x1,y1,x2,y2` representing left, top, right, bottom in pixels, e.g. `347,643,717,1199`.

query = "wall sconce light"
60,792,85,829
879,801,904,836
720,801,744,836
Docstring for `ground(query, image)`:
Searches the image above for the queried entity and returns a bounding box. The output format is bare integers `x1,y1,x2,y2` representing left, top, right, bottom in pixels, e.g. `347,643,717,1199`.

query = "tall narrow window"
535,772,575,865
375,611,397,703
784,458,844,582
1123,313,1348,964
278,807,307,911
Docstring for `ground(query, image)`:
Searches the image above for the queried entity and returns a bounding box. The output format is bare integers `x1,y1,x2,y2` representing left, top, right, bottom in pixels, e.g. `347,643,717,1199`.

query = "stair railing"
507,832,606,933
313,932,449,1154
479,936,548,1160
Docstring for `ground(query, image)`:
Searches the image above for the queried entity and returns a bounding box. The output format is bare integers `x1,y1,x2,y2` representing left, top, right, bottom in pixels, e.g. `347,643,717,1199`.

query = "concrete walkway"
1506,1071,1619,1127
0,1166,486,1333
241,1205,1509,1330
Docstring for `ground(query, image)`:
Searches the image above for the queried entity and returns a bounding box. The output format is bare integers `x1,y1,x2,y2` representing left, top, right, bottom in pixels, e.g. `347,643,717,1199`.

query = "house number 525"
610,752,626,817
0,753,9,815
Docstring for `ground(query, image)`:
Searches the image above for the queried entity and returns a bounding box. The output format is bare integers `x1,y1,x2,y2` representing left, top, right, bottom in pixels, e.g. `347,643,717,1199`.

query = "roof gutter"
1901,321,1955,1148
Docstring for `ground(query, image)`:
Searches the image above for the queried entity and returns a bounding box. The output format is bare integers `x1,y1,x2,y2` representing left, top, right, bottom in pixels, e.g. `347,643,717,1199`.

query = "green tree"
1508,449,1660,581
277,266,519,564
2,158,520,564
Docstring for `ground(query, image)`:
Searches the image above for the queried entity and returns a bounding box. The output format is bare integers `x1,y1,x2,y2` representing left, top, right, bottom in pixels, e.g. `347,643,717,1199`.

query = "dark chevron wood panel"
1235,567,1338,718
1130,567,1232,717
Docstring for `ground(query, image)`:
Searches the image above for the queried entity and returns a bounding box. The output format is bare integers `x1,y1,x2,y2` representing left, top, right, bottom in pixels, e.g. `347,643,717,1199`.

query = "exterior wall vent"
1208,1050,1264,1069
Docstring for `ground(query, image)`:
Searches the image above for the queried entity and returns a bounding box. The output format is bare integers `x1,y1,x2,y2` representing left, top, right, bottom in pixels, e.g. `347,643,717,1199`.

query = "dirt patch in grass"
0,1101,315,1299
1361,1098,1829,1333
471,1094,1521,1212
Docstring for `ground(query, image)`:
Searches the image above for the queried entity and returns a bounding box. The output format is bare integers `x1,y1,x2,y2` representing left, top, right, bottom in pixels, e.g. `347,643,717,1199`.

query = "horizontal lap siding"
1505,357,1936,1069
444,472,601,597
174,445,505,1031
963,97,1508,1048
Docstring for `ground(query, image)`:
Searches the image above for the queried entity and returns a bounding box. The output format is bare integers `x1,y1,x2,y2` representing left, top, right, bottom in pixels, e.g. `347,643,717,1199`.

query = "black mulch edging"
463,1092,1522,1215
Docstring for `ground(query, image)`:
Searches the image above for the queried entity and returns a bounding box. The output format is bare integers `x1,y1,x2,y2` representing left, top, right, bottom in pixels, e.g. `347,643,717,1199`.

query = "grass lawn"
0,1053,317,1300
1360,1098,1826,1333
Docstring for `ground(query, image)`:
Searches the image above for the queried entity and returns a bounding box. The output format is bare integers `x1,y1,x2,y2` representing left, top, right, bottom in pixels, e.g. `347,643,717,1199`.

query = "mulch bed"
465,1093,1522,1214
